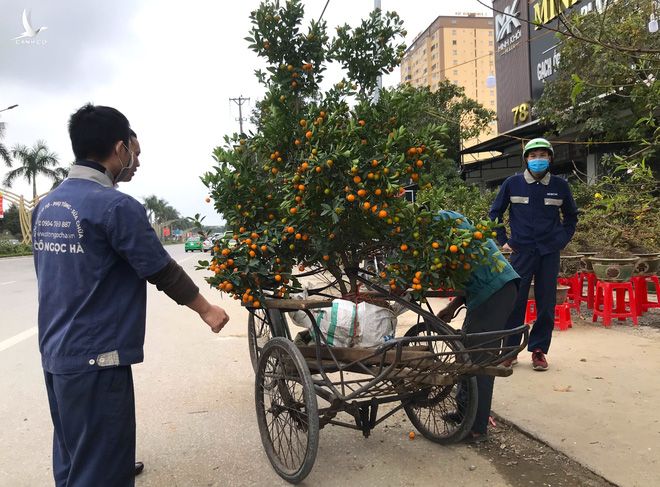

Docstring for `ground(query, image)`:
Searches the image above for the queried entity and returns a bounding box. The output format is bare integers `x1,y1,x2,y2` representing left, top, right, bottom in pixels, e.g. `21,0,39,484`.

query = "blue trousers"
44,366,136,487
505,249,560,354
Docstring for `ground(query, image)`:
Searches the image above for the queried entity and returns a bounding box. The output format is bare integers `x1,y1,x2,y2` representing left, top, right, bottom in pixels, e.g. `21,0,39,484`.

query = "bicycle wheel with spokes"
248,309,273,373
402,322,478,444
255,337,319,484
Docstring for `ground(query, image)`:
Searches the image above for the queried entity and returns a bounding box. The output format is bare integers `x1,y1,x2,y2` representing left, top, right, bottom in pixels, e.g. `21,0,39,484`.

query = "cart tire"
248,309,288,373
402,322,478,444
255,338,319,484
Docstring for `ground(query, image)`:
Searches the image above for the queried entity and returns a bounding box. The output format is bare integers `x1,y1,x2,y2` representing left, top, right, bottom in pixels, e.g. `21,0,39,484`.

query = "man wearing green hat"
489,138,578,371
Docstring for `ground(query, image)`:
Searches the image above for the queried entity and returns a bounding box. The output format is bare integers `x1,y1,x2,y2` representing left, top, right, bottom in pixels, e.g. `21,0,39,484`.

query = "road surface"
0,246,512,486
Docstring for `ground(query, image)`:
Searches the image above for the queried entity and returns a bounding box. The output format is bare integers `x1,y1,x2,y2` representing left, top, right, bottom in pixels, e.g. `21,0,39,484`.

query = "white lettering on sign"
537,50,562,81
495,0,522,41
496,0,523,56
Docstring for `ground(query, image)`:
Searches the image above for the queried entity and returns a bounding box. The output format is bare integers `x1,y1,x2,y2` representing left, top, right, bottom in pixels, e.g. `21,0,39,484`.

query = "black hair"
130,129,137,138
68,104,131,161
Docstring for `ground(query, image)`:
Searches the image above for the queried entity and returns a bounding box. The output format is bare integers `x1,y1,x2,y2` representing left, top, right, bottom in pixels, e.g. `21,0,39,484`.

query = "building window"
490,90,495,96
488,40,493,46
453,69,458,75
431,54,436,59
431,44,436,51
431,64,437,71
452,29,456,35
490,100,495,106
451,19,457,24
452,40,457,45
452,50,457,56
423,68,427,73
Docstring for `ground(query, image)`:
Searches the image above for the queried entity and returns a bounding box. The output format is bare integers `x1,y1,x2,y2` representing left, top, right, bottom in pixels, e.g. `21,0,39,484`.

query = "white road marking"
0,326,37,352
0,281,17,286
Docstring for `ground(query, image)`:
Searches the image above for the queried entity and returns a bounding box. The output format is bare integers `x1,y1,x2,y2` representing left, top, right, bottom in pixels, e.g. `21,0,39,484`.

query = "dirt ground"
470,415,616,487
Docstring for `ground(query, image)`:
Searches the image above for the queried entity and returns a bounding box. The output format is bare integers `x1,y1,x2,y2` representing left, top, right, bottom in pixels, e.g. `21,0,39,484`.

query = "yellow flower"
594,192,603,199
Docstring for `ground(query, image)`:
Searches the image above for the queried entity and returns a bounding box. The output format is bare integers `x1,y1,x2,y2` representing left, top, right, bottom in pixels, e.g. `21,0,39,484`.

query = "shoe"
531,349,548,371
501,356,518,368
135,462,144,476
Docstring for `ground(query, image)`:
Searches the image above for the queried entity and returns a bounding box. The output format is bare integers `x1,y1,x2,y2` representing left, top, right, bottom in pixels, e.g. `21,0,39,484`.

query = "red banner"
0,193,4,219
163,227,171,237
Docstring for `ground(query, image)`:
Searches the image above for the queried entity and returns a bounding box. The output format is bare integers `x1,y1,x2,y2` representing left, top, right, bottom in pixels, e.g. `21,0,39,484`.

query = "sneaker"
501,356,518,368
531,349,548,371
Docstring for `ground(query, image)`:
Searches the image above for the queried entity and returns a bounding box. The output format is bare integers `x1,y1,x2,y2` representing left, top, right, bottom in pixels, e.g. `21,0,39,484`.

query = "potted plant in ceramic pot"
571,158,659,282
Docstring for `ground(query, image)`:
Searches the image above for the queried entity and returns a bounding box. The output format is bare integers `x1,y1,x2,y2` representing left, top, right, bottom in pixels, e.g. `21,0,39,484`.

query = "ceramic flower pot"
589,256,639,282
559,255,583,277
632,252,660,276
528,284,570,303
578,251,598,272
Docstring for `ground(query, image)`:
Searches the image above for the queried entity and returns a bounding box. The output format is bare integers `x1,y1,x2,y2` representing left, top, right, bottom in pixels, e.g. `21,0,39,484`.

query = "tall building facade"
400,14,497,162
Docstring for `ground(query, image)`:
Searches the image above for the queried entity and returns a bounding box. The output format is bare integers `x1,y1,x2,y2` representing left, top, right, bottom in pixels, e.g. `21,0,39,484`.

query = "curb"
490,411,619,487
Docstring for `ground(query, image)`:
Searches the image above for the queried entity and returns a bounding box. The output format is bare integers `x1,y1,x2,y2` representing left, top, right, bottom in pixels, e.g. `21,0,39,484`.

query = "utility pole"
373,0,382,103
229,96,250,135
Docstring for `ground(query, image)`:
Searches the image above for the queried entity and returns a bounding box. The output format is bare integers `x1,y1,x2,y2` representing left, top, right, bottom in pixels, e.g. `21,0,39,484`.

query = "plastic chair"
592,280,638,326
631,275,660,315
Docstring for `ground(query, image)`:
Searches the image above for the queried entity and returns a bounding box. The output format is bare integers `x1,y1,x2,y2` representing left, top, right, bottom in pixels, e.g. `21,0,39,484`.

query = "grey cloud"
0,0,138,92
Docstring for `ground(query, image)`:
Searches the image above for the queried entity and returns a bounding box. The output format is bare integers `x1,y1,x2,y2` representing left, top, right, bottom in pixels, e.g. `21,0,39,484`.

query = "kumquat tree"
200,0,501,306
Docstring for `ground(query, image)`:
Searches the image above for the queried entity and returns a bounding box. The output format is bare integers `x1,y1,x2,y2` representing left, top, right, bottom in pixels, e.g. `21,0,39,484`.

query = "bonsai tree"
200,0,500,305
571,157,660,256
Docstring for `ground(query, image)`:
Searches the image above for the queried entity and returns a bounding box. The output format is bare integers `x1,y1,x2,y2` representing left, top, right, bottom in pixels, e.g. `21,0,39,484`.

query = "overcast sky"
0,0,492,225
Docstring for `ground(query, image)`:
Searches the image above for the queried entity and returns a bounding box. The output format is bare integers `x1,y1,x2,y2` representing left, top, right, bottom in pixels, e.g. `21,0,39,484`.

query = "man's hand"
200,304,229,333
186,293,230,333
436,306,456,323
502,243,513,252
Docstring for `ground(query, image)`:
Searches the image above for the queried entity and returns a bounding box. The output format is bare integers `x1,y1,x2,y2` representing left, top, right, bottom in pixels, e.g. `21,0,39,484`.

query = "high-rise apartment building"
400,14,497,163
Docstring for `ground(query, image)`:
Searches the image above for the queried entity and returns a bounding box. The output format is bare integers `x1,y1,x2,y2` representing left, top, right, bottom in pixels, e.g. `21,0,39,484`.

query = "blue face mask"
528,158,550,173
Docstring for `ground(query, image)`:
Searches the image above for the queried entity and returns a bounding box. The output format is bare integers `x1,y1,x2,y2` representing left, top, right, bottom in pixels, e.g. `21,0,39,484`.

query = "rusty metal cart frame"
247,269,528,484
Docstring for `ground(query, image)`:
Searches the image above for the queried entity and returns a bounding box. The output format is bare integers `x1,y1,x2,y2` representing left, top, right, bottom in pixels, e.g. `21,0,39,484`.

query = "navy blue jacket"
489,170,578,256
32,164,171,374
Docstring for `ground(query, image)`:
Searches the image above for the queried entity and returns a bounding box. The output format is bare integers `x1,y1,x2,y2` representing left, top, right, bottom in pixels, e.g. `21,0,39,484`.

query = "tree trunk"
32,177,37,201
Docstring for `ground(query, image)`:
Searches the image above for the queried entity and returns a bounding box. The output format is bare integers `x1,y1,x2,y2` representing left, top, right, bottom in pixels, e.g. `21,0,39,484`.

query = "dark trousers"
44,366,136,487
505,249,560,354
461,280,518,434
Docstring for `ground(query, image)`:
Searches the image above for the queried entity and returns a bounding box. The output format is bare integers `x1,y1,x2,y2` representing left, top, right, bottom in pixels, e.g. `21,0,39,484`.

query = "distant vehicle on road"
184,237,203,252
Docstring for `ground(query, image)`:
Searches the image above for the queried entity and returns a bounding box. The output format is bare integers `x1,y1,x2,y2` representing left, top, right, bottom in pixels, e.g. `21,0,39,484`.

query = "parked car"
202,238,213,252
184,237,203,252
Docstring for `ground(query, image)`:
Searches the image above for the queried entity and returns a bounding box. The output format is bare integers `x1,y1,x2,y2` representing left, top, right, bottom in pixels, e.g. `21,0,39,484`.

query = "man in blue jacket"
32,104,230,486
489,138,578,371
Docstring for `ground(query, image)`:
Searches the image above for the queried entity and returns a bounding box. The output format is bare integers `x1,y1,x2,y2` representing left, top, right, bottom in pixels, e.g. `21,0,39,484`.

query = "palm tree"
4,140,59,199
0,123,11,167
50,166,70,190
143,195,165,224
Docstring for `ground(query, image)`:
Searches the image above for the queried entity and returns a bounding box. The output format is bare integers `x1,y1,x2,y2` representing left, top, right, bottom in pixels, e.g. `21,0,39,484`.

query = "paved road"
0,246,513,486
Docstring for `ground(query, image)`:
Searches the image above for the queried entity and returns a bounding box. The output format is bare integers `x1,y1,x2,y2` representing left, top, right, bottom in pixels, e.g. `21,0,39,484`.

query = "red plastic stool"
525,300,537,324
631,275,660,315
559,275,581,311
592,281,638,326
578,272,597,309
554,302,573,330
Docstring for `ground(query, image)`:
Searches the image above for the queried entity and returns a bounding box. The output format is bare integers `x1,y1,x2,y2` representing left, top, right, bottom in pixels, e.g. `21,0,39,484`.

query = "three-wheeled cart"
246,269,527,484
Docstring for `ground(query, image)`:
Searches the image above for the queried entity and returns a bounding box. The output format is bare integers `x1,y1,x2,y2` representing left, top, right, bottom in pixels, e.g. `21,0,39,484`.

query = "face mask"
114,143,134,184
527,158,549,173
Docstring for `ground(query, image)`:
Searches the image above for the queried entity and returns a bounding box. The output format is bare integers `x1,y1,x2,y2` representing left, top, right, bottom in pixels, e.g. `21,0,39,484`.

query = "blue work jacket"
489,170,578,256
32,163,171,374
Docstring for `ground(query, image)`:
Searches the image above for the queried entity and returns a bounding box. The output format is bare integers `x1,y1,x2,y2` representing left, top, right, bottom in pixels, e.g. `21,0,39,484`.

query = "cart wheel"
248,309,272,373
248,309,288,373
402,322,478,444
255,337,319,484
